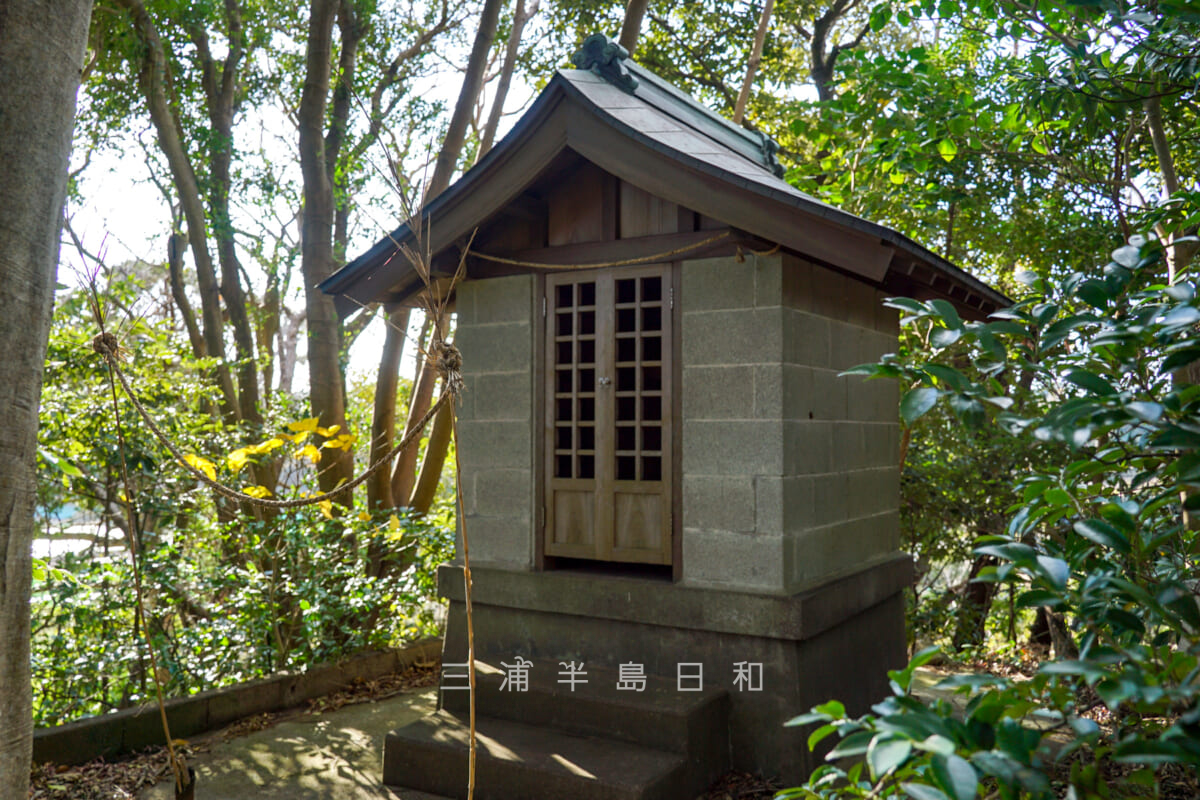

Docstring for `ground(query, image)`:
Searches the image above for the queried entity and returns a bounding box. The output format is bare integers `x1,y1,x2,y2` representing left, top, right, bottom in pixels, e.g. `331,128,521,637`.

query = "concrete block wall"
452,274,536,568
679,253,901,594
781,254,900,590
680,255,787,591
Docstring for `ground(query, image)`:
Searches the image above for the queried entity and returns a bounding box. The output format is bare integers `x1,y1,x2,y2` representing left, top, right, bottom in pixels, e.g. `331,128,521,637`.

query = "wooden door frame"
536,264,679,574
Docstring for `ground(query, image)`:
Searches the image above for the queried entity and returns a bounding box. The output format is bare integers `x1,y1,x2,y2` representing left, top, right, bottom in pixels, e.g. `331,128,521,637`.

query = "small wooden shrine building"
322,34,1006,800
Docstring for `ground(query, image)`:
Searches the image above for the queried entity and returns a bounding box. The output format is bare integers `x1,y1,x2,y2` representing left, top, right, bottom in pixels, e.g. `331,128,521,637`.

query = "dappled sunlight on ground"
137,688,437,800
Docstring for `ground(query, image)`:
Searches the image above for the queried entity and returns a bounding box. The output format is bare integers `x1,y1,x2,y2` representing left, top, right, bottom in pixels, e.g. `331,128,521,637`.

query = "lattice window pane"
612,273,665,483
616,278,636,303
579,310,595,335
556,284,573,308
642,426,662,451
553,279,597,480
642,366,661,391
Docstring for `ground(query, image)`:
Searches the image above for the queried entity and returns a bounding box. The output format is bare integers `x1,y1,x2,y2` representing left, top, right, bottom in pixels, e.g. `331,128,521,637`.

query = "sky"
62,21,539,390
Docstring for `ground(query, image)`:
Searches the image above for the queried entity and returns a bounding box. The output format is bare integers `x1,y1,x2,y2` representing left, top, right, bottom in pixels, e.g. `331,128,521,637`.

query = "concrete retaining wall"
33,637,442,766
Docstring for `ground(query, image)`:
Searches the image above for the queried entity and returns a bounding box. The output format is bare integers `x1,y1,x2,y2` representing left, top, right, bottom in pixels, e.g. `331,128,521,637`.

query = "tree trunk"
951,555,998,650
410,401,455,514
1143,95,1198,278
192,2,262,426
618,0,651,54
166,231,206,359
391,316,439,505
368,309,411,511
403,9,504,514
0,2,92,796
298,0,354,498
733,0,774,125
1046,610,1078,659
426,0,504,198
117,0,239,420
478,0,538,158
391,360,438,506
366,312,410,577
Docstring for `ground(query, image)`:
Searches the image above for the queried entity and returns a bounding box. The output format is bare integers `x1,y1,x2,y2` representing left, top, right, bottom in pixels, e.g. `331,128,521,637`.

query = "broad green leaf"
901,387,940,425
931,754,977,800
1016,589,1063,608
936,138,958,162
1126,401,1163,422
1112,244,1142,268
931,327,963,348
947,394,984,426
910,646,940,669
1073,519,1130,553
1043,487,1072,506
1112,738,1188,765
784,711,831,727
915,734,957,756
902,784,950,800
1039,660,1105,682
868,736,913,780
814,699,846,718
869,3,891,30
1162,305,1200,328
840,363,887,377
1152,426,1200,449
928,299,963,330
884,297,929,314
1065,369,1117,395
1036,555,1069,588
808,722,838,749
827,729,874,759
1163,347,1200,372
923,364,968,390
1075,279,1110,308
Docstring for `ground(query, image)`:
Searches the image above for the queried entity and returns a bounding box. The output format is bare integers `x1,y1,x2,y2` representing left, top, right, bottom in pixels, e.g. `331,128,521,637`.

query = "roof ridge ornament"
571,33,639,94
758,134,784,178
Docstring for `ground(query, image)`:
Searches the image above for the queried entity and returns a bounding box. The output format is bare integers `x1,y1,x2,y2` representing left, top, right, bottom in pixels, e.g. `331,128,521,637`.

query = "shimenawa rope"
92,332,462,509
468,229,732,270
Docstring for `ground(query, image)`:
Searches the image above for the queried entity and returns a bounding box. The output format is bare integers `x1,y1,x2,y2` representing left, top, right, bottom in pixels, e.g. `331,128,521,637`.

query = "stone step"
440,658,729,758
383,709,689,800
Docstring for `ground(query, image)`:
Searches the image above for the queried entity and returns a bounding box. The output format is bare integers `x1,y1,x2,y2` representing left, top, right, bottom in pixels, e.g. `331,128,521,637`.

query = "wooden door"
544,266,673,565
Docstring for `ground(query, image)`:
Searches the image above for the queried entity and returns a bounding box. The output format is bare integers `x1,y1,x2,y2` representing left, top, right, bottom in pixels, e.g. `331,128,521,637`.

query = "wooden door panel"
544,265,672,566
548,488,597,557
612,489,670,564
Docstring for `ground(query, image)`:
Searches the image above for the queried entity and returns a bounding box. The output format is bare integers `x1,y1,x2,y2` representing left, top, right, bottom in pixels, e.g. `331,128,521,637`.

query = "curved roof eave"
321,69,1009,316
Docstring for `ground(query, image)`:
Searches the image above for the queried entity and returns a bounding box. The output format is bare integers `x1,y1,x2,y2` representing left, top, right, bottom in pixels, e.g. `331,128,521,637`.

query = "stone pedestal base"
438,555,911,783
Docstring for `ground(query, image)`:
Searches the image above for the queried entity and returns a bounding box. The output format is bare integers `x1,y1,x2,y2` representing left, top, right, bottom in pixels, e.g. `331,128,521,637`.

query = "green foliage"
787,230,1200,797
31,277,453,727
32,504,450,726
